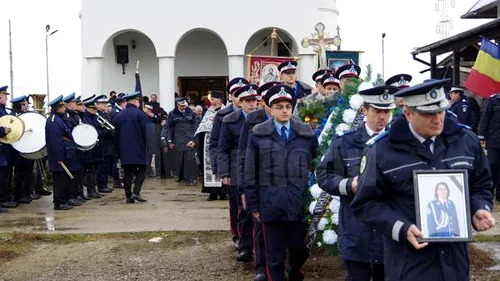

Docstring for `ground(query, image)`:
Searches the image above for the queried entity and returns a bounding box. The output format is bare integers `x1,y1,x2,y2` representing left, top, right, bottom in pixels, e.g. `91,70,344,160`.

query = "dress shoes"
98,187,113,193
54,204,73,210
236,249,253,262
254,273,267,281
131,194,147,202
1,202,18,208
36,188,52,196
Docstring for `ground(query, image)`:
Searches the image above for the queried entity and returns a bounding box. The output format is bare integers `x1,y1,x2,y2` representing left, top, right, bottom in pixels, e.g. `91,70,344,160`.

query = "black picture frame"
413,169,472,243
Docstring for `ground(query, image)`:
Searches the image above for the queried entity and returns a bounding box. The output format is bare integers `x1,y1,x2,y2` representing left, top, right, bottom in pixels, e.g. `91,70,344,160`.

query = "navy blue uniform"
113,103,150,199
63,109,84,200
294,81,312,100
110,104,123,187
0,105,13,206
45,112,81,207
479,94,500,198
450,97,479,132
208,104,235,174
316,126,384,280
96,110,114,191
351,116,493,281
244,118,317,281
427,199,460,238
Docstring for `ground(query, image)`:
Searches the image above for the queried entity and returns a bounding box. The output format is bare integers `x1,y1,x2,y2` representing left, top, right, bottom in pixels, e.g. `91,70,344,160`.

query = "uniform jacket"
351,116,493,281
295,80,312,100
316,125,384,264
45,112,81,172
109,104,122,121
97,110,115,156
167,107,198,149
427,199,460,238
218,109,246,183
244,118,317,222
81,111,112,164
479,94,500,148
0,105,12,167
450,97,479,132
64,109,81,130
113,104,150,165
208,104,234,173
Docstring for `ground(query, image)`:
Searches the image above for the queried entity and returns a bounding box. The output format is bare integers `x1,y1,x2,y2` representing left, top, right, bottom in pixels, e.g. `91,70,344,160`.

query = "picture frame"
328,58,351,72
413,169,472,243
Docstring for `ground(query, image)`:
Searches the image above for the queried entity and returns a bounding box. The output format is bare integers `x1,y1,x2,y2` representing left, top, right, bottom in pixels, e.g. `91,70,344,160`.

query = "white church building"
80,0,339,110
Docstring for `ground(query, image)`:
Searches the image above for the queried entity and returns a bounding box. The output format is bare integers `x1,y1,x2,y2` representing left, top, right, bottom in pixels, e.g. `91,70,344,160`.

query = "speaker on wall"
116,45,129,64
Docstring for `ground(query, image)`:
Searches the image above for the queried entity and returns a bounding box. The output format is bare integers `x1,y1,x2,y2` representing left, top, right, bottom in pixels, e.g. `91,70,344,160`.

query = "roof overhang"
461,0,499,19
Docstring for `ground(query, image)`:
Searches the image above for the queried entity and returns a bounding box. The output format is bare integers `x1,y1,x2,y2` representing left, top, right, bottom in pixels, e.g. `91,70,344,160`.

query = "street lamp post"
45,25,58,103
382,33,386,80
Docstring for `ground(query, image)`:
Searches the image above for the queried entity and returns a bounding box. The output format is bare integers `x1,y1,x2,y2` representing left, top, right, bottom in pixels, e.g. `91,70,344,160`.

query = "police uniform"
351,79,494,281
385,74,412,117
219,84,260,263
45,95,81,210
277,61,312,101
449,86,479,132
209,77,249,246
479,94,500,200
113,92,150,203
244,85,318,281
110,93,126,188
94,94,114,193
10,95,36,204
317,85,398,281
0,86,17,210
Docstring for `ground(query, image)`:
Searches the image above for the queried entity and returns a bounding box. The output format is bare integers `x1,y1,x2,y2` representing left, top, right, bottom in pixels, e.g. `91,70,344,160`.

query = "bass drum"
72,124,98,151
11,112,47,160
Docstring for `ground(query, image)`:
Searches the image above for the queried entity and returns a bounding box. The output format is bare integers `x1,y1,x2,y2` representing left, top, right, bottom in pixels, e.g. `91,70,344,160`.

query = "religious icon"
262,63,280,83
328,58,350,72
413,169,472,242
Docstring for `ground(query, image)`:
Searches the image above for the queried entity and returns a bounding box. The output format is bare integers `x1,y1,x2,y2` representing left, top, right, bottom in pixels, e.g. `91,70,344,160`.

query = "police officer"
110,93,126,189
167,97,198,185
351,79,495,281
209,77,249,247
95,94,114,193
317,85,398,281
334,63,362,91
237,81,282,281
244,85,317,281
449,86,479,132
219,84,259,263
113,92,150,203
385,74,412,115
0,85,17,211
479,93,500,201
277,60,312,101
45,95,81,210
10,95,36,204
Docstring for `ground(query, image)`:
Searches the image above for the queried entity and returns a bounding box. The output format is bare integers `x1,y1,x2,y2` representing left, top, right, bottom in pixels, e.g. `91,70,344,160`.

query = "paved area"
0,178,230,233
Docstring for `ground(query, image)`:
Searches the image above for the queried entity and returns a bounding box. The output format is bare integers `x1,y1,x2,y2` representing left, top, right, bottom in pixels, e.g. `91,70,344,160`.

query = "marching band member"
45,95,80,210
95,94,114,193
0,86,16,211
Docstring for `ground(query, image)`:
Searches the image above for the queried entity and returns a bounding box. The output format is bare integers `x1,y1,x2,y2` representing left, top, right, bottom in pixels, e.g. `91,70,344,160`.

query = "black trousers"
227,184,240,243
112,153,121,181
13,161,34,200
123,164,146,198
70,170,83,199
237,195,254,252
263,221,309,281
487,148,500,197
253,217,266,274
97,155,113,188
162,148,175,177
344,260,384,281
175,148,197,182
0,165,13,203
52,171,74,206
83,163,98,195
32,160,46,194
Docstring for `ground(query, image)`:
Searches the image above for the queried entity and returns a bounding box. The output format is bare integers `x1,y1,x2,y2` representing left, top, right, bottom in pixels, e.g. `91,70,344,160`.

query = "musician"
244,85,317,281
45,95,81,210
81,96,110,198
0,86,16,211
110,93,126,120
95,94,114,193
317,85,398,281
113,92,150,203
110,93,126,189
10,95,36,204
209,77,248,247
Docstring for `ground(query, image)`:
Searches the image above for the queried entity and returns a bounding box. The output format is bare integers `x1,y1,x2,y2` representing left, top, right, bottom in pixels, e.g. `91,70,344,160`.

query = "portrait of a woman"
426,182,460,237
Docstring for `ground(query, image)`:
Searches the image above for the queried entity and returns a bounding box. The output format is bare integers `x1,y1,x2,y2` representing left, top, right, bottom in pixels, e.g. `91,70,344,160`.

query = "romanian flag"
464,38,500,98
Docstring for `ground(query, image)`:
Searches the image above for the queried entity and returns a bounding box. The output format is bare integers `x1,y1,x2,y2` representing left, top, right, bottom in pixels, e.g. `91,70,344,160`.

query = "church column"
158,56,176,112
298,54,316,84
81,57,103,97
228,55,245,79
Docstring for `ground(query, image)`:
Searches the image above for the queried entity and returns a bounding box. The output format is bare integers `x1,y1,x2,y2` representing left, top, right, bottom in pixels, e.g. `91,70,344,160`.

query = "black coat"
113,104,150,165
479,94,500,148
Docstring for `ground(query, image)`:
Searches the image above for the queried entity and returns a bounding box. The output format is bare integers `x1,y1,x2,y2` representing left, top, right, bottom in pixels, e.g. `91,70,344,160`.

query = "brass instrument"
30,94,47,115
96,112,115,131
0,115,25,144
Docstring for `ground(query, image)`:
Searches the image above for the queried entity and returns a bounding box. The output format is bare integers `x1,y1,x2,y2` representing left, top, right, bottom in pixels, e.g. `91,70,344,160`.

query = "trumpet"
96,113,115,131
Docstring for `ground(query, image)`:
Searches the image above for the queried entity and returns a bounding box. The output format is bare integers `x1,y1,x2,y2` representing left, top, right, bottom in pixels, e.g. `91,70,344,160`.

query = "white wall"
101,31,159,97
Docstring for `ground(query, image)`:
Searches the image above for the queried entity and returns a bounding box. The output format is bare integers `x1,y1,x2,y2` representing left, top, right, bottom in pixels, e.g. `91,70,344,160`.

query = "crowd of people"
0,57,499,281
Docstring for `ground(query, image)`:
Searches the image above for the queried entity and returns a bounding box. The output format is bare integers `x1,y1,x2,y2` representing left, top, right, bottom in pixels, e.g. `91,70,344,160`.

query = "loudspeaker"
116,45,129,64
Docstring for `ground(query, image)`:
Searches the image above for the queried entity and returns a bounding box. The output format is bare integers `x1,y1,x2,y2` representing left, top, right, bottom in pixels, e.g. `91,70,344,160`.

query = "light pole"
45,25,58,103
382,33,386,80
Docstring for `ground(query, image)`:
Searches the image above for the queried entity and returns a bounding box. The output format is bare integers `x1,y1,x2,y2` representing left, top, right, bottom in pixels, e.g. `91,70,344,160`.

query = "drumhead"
12,112,46,154
72,124,98,146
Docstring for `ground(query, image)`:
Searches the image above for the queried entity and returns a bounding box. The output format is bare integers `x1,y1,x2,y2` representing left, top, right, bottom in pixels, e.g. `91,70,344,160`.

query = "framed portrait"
413,169,472,242
328,58,351,72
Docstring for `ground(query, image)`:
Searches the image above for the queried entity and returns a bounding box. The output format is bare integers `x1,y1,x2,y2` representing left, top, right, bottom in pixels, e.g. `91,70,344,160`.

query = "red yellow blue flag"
464,38,500,98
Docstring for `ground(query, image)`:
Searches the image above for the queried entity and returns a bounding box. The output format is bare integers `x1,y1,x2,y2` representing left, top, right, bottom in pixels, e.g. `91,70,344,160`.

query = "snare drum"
11,112,47,160
72,124,98,151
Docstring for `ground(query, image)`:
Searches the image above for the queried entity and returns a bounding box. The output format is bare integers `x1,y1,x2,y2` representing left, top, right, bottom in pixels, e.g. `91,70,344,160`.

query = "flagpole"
9,19,14,97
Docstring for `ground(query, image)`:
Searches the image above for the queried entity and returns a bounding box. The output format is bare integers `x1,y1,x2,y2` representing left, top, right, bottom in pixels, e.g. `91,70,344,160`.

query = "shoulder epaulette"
446,110,458,118
366,131,388,147
336,129,354,138
51,114,55,122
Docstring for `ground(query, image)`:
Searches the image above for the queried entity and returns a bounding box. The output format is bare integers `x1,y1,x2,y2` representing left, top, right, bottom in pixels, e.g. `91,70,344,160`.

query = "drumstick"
59,161,75,180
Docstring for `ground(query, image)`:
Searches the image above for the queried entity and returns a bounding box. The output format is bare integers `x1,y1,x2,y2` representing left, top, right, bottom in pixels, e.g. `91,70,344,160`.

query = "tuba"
30,94,47,115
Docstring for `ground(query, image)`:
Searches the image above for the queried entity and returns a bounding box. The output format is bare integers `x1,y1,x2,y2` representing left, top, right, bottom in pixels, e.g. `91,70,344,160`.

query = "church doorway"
178,76,228,106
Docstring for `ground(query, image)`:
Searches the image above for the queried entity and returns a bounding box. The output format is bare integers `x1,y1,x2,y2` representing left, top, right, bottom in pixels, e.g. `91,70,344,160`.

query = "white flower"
322,230,338,245
331,213,339,225
329,196,341,214
317,241,323,247
310,184,323,200
342,109,358,124
318,218,329,231
335,123,351,135
349,94,364,110
309,200,317,215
